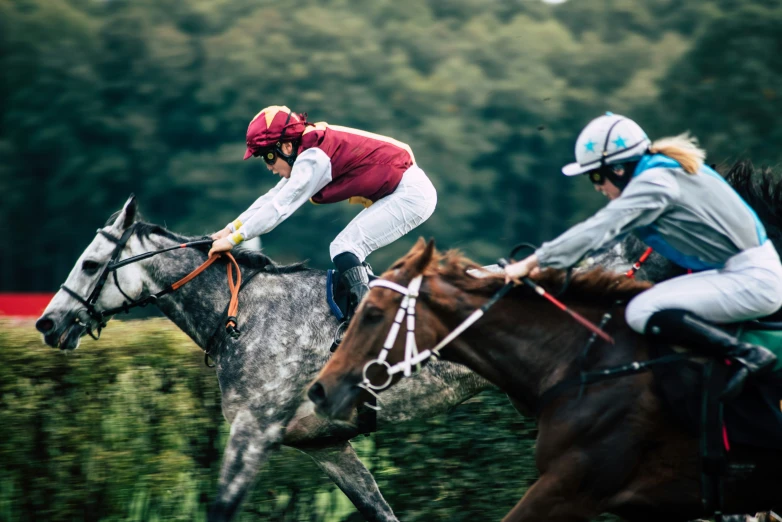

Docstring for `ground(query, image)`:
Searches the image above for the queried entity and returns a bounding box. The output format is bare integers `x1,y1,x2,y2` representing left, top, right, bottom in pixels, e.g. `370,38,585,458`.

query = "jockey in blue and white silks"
504,112,782,396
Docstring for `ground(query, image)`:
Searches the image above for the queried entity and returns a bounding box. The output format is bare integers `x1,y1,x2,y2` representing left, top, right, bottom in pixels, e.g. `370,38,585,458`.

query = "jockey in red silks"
210,106,437,318
504,112,782,397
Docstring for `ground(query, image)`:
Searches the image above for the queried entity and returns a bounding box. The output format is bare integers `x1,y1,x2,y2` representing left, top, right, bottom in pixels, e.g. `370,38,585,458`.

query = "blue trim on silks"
634,154,767,245
631,154,769,270
326,269,345,321
634,227,721,271
632,153,678,177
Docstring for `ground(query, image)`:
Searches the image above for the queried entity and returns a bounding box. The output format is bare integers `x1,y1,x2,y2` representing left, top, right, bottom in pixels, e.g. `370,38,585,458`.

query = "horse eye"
362,307,385,324
81,260,100,274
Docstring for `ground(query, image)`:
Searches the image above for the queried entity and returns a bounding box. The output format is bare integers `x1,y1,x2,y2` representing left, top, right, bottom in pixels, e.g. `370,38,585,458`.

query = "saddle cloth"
326,269,347,322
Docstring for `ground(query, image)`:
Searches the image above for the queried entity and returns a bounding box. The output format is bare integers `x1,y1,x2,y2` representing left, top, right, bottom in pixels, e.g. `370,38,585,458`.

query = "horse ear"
412,238,436,274
112,194,137,230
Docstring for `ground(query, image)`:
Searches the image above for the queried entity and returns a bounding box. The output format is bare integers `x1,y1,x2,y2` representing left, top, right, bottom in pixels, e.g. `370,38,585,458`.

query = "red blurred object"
0,293,55,317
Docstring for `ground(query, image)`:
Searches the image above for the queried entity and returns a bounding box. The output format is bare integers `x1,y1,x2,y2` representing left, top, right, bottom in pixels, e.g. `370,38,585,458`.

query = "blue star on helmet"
584,140,596,153
612,135,627,149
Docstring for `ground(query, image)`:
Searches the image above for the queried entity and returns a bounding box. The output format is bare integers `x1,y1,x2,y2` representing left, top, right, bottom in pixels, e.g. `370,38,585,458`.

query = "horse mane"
103,215,307,274
723,160,782,251
395,245,652,305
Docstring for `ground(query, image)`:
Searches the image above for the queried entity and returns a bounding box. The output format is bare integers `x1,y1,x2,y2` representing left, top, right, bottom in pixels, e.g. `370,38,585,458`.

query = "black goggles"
253,148,277,165
587,168,608,185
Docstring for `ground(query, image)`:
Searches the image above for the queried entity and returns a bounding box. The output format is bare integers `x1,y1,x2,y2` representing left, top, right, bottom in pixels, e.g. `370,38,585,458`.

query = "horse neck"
130,233,242,348
433,285,612,415
590,235,679,283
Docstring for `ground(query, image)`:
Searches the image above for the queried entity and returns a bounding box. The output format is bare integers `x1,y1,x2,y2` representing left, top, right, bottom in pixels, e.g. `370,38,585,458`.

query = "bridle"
61,224,241,340
358,273,515,407
359,275,427,394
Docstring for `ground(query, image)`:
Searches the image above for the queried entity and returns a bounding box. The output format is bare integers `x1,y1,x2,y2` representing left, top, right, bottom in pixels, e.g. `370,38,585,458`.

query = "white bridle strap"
363,275,424,389
369,279,410,295
384,307,487,376
365,274,484,380
361,274,494,400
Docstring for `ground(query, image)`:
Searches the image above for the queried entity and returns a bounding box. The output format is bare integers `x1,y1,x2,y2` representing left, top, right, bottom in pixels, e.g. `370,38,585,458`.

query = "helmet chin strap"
604,164,631,191
274,140,300,167
273,110,301,167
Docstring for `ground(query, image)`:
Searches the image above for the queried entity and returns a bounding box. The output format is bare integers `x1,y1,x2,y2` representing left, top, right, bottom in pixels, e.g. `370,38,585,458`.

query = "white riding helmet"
562,112,650,176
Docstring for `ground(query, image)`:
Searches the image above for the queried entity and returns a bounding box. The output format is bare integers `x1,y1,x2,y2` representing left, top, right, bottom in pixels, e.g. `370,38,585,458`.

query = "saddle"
653,313,782,437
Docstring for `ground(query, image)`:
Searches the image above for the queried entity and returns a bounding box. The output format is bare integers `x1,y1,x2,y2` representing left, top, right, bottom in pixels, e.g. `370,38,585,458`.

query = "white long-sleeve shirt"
226,148,333,245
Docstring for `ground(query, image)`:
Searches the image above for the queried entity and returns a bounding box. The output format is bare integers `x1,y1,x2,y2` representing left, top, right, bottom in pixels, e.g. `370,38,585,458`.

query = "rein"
61,224,243,341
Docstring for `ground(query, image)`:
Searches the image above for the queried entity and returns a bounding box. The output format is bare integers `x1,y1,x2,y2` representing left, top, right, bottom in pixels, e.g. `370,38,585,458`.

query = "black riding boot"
341,266,370,319
334,252,370,320
645,309,777,398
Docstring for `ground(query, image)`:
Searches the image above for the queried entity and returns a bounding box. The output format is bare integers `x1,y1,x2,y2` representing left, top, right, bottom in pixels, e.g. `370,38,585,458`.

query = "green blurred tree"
2,0,774,294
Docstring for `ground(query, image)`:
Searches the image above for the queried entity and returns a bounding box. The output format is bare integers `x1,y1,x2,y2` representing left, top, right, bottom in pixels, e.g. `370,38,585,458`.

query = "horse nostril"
308,382,328,407
36,317,55,334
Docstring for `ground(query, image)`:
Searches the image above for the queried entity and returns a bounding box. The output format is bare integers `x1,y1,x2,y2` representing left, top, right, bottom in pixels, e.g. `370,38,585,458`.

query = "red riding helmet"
243,105,308,160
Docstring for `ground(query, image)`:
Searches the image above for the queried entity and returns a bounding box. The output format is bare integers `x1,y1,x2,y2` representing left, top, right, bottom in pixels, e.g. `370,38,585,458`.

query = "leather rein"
61,224,242,342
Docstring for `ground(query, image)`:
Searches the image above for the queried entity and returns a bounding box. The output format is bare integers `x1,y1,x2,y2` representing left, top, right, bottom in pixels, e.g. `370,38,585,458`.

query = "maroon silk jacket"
299,123,415,207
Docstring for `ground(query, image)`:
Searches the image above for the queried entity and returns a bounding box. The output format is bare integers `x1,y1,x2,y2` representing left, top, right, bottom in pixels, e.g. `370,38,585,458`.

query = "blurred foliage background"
2,0,782,520
1,319,541,522
3,0,782,289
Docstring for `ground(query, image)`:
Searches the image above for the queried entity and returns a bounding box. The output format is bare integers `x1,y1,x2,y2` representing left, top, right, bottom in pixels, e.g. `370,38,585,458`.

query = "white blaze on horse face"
43,232,116,322
41,203,148,348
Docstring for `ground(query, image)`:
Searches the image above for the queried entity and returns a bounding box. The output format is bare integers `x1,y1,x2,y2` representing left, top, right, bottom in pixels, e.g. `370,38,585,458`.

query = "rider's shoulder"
629,166,680,193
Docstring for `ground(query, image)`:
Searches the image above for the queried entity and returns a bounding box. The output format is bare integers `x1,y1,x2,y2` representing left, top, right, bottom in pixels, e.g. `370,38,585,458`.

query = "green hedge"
0,319,619,521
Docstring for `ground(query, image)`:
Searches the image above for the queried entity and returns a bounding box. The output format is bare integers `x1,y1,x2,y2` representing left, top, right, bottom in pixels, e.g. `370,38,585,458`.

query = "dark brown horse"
309,239,782,522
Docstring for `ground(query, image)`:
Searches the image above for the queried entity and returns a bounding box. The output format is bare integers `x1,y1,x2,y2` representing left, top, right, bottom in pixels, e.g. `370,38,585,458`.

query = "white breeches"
330,164,437,262
625,241,782,333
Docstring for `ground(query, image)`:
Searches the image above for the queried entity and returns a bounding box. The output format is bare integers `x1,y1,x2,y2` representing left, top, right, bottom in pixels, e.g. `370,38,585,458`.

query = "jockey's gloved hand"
208,238,235,258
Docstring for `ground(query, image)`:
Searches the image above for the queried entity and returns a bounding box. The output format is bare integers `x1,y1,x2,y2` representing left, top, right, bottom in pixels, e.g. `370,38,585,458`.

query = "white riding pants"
330,164,438,262
625,240,782,333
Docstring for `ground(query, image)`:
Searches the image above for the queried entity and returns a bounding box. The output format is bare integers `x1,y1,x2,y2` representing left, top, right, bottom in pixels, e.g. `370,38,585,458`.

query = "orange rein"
625,246,654,279
171,252,242,335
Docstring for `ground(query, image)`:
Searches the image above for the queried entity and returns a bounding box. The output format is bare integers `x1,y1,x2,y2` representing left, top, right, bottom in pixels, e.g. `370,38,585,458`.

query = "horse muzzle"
307,377,362,421
36,313,88,351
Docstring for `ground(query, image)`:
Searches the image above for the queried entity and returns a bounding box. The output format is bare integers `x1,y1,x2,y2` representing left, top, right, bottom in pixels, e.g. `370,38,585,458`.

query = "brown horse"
309,239,782,522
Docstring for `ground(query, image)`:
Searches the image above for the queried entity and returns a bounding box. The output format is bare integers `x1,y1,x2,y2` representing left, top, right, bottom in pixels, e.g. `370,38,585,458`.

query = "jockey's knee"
329,242,366,263
625,295,657,334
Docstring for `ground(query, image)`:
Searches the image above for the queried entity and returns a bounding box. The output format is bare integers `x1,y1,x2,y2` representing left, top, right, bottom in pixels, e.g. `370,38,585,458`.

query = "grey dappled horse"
35,196,490,522
36,196,680,521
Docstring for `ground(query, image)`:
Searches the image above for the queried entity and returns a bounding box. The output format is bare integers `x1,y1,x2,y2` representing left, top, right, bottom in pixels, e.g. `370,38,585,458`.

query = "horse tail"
724,160,782,252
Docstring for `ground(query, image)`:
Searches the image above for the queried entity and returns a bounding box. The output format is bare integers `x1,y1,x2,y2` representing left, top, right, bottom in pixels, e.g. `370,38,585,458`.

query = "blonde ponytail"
648,133,705,174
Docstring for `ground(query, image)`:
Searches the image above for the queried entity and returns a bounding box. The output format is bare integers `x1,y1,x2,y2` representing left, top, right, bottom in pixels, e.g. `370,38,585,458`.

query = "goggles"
587,168,608,185
253,148,278,165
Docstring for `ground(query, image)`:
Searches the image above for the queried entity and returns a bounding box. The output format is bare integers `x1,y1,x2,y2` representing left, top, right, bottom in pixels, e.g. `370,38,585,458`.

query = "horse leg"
208,409,284,522
301,441,399,522
500,472,596,522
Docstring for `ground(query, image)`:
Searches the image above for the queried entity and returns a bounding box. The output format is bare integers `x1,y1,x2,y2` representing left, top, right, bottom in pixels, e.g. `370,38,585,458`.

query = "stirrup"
330,320,349,352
